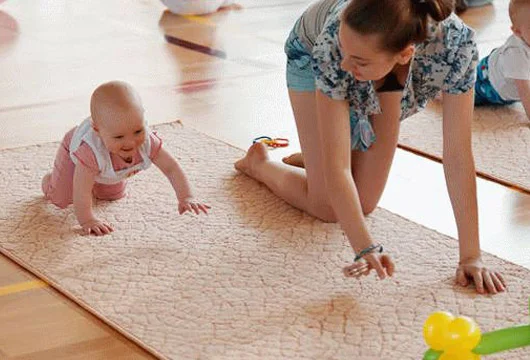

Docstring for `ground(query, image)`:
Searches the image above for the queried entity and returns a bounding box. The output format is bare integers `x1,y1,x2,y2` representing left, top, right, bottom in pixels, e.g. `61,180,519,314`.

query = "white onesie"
69,117,153,185
488,35,530,101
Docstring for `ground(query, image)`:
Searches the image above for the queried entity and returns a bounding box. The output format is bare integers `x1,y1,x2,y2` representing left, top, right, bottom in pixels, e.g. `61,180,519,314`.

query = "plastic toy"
252,136,289,148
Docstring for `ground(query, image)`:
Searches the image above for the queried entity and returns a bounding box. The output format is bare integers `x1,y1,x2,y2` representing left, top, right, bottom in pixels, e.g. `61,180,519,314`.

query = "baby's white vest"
69,117,152,184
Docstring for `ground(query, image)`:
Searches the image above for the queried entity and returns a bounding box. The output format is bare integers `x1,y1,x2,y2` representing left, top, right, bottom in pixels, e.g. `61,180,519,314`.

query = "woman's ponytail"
411,0,453,22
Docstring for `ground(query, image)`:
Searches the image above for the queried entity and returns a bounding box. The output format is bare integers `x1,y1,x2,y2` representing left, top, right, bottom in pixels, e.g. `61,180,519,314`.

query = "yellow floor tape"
0,279,48,297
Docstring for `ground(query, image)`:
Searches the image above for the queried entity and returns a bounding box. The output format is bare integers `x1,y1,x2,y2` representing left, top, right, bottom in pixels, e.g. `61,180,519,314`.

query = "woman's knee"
313,209,337,223
360,197,379,216
314,198,376,219
308,198,337,223
356,179,385,216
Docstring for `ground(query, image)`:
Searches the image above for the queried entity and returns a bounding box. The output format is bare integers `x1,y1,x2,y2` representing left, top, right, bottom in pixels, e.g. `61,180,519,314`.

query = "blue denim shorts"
475,55,516,106
283,24,376,151
284,23,316,92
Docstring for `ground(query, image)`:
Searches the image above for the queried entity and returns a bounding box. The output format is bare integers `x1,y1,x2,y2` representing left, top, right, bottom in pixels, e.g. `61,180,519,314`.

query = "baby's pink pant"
42,128,127,209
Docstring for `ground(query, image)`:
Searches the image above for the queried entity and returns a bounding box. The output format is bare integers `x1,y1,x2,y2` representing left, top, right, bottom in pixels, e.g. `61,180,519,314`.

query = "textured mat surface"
399,102,530,191
0,122,529,359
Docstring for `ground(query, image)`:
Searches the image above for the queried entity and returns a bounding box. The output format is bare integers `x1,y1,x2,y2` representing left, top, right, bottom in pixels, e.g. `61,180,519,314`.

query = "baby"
42,81,209,236
161,0,241,16
474,0,530,119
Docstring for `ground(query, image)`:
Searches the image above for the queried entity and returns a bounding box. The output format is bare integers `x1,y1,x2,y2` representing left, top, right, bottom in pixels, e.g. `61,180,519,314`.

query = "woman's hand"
456,257,506,294
343,253,395,279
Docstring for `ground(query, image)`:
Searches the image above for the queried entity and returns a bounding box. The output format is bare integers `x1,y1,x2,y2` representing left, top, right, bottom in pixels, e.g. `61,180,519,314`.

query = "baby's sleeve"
149,131,163,160
72,142,100,175
501,47,530,80
442,23,479,95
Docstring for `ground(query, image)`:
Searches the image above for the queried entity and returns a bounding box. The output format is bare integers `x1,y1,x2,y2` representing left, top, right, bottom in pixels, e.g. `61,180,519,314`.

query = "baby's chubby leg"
41,173,52,195
93,181,127,201
42,129,77,209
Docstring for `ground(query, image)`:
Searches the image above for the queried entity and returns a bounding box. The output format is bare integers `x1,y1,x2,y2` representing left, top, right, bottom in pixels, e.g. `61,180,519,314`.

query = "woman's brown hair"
342,0,454,53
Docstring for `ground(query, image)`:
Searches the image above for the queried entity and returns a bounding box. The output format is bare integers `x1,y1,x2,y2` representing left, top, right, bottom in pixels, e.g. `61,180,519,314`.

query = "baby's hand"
178,198,211,215
81,219,114,236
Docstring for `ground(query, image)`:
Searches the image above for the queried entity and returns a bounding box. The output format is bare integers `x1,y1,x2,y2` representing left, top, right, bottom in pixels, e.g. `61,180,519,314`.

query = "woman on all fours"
235,0,506,294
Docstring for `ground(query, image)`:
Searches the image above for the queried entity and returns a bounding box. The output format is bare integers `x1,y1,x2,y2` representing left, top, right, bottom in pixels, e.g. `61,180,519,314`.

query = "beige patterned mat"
399,102,530,191
0,122,529,359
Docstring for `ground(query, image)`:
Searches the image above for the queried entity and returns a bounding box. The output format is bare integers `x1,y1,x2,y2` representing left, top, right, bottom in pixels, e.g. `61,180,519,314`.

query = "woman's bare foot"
282,152,305,168
41,173,51,196
234,142,270,177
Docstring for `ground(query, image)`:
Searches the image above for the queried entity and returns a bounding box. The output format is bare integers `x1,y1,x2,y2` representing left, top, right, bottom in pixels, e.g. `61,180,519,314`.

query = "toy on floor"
423,299,530,359
252,136,289,148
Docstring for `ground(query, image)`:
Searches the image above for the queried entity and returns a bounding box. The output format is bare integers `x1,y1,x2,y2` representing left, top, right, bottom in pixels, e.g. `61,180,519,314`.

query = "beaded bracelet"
354,243,383,262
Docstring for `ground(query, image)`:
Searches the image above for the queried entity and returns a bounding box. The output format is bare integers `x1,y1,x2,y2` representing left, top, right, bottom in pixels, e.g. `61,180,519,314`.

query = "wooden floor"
0,0,528,358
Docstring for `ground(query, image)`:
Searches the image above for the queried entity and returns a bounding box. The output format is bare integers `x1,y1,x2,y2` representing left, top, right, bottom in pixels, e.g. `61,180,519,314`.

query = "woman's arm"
316,91,372,251
442,89,480,260
442,89,505,294
316,90,390,278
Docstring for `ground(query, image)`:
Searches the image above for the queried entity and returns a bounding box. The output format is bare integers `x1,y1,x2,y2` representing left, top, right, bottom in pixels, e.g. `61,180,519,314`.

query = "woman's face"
338,24,413,81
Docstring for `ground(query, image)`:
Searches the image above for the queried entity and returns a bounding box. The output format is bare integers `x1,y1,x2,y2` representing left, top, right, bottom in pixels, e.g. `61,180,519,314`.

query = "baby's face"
95,108,146,161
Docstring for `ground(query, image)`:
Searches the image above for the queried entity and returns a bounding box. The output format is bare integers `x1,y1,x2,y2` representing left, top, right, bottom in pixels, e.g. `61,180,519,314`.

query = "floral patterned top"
311,0,478,149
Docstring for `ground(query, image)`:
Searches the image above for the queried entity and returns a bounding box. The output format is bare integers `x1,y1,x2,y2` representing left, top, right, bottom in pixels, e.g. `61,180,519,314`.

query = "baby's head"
90,81,146,160
510,0,530,45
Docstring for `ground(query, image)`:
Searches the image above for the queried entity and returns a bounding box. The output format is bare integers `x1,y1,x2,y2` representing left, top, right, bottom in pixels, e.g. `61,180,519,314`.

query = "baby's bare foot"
41,173,51,196
282,152,305,168
235,142,269,177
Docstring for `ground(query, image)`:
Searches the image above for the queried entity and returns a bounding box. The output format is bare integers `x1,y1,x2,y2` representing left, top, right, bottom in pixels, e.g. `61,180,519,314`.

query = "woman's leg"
277,91,402,215
235,90,336,222
351,91,402,214
282,152,305,168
